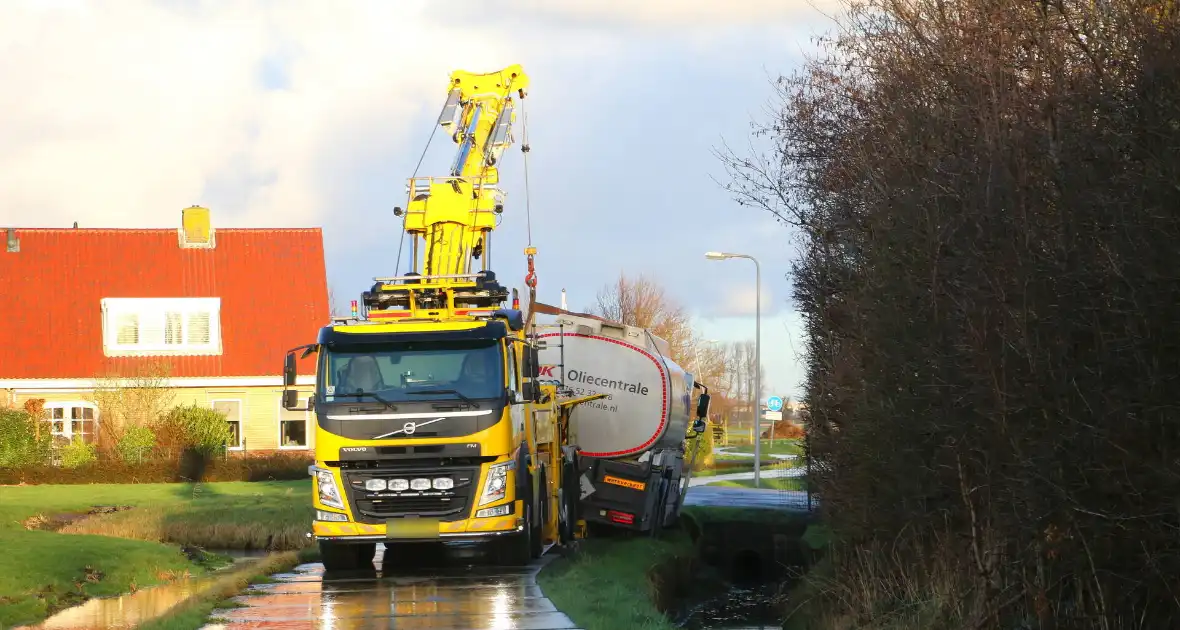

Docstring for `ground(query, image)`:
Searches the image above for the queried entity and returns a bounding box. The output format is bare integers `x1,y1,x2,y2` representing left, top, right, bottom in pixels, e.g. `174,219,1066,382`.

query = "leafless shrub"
89,359,176,451
721,0,1180,627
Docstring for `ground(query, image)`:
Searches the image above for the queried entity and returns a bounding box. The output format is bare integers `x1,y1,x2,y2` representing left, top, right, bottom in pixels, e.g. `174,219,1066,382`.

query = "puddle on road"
205,543,580,630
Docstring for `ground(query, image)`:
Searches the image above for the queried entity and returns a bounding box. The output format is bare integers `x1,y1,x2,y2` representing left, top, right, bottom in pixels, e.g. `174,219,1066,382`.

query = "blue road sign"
766,396,784,412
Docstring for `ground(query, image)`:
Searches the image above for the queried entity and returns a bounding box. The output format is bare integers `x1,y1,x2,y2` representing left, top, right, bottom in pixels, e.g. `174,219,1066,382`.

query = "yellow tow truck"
280,65,607,571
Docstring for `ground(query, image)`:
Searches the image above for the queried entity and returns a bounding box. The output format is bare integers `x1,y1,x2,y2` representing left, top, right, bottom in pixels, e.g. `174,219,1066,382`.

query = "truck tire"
319,540,375,572
559,451,581,544
649,478,668,538
496,502,534,566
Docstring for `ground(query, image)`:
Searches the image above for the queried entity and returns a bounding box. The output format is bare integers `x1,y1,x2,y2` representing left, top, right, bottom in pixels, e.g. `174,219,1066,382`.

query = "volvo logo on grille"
403,422,416,435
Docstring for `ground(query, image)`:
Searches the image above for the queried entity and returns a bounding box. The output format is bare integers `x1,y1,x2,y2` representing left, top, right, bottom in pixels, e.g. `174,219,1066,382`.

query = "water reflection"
212,544,578,629
17,578,199,629
14,549,275,630
17,544,580,629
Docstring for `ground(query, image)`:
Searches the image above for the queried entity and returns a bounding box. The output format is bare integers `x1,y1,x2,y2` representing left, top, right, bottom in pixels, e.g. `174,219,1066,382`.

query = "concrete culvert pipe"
730,549,765,586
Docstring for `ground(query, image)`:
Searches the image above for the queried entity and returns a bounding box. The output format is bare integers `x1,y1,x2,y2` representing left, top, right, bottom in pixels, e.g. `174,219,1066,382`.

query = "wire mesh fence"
684,427,815,513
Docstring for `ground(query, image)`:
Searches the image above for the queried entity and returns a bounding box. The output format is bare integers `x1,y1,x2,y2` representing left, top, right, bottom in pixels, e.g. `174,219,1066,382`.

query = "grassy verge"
681,504,814,528
138,547,321,630
0,480,312,627
704,476,807,491
538,534,694,630
716,439,803,457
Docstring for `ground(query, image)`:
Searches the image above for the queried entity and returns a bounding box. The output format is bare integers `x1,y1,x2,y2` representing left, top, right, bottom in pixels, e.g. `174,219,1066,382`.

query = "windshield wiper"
405,388,479,408
338,390,398,411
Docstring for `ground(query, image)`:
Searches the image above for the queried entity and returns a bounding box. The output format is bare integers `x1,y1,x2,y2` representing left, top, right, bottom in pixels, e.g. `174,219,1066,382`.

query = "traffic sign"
766,396,784,412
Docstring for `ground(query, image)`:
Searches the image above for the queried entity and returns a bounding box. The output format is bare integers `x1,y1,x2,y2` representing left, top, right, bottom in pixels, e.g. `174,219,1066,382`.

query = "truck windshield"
320,340,504,403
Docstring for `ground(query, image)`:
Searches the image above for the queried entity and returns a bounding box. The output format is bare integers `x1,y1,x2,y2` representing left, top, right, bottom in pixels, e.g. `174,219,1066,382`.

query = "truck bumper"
312,508,523,543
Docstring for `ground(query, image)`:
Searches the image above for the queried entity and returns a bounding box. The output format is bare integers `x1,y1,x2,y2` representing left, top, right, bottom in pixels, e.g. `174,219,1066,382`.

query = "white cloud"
498,0,840,27
0,1,526,229
708,282,778,317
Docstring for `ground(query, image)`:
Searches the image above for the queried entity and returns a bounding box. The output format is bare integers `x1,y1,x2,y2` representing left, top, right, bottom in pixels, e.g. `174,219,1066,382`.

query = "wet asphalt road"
200,544,582,630
198,473,812,630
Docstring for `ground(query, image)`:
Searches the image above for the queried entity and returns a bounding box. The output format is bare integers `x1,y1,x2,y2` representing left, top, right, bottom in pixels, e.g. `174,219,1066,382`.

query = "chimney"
5,228,18,253
179,205,214,248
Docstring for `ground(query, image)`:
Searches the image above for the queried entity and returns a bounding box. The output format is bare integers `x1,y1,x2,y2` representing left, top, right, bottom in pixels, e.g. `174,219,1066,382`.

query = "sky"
0,0,840,400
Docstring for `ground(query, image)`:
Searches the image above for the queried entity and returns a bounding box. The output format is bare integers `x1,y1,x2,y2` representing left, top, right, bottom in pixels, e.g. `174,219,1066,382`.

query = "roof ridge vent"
179,205,215,249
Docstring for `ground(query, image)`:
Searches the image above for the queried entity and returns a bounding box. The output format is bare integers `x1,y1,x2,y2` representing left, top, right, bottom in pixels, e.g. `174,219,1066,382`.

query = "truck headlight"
478,461,513,507
314,468,345,509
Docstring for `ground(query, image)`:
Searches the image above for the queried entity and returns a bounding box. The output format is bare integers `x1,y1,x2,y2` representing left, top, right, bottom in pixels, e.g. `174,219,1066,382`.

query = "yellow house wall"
14,385,315,453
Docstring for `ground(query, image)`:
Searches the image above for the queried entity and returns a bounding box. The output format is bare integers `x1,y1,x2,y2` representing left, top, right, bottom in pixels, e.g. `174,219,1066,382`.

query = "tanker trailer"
533,312,710,535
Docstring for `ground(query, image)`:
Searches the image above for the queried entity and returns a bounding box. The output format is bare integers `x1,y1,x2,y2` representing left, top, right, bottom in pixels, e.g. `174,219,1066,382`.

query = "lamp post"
705,251,762,487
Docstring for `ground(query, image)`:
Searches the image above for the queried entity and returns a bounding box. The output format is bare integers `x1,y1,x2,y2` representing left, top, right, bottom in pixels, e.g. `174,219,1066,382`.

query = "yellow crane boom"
373,65,530,319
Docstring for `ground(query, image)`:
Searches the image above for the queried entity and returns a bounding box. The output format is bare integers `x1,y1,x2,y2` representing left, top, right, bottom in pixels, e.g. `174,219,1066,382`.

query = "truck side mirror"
696,393,711,419
283,352,297,387
282,389,304,410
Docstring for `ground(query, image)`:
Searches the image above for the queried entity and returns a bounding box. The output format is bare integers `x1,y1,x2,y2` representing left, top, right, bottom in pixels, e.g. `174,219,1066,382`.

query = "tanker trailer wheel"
649,477,670,538
558,457,579,544
319,540,375,572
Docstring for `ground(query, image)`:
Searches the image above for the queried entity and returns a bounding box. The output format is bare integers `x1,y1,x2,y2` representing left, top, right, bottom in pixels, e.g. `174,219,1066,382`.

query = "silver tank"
534,314,694,459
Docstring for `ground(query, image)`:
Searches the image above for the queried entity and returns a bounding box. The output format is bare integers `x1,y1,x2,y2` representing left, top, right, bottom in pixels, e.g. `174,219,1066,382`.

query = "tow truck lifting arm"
399,65,531,281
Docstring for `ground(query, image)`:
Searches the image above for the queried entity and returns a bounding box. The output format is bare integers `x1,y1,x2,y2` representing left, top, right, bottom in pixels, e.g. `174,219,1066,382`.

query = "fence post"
805,419,813,512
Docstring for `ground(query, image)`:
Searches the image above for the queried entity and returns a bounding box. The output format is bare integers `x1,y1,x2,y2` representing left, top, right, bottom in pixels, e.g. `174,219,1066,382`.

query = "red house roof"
0,226,328,380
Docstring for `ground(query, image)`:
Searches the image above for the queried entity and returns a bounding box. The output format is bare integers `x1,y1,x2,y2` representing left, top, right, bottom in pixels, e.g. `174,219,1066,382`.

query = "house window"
278,395,309,449
101,297,222,356
43,402,99,444
211,399,243,450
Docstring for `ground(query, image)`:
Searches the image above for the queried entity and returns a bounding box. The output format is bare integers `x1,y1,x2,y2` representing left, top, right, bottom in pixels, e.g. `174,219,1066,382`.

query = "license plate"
386,518,440,539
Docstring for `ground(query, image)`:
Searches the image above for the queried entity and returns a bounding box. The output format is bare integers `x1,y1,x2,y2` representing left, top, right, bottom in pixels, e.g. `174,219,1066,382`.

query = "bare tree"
591,273,695,364
89,359,176,452
717,0,1180,626
327,284,346,316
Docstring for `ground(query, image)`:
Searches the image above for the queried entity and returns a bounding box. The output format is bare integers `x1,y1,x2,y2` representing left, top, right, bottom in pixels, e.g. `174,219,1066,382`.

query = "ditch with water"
652,513,817,630
15,547,265,630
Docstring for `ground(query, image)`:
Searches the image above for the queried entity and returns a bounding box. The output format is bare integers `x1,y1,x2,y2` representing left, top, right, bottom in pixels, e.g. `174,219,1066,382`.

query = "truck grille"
341,467,478,524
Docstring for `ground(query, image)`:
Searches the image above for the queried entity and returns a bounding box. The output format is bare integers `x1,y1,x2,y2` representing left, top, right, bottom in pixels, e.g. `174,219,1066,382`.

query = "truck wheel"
496,502,533,566
319,540,374,572
559,457,579,544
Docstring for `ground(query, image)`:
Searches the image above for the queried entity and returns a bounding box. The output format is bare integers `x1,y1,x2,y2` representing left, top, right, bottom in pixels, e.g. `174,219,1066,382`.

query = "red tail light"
607,510,634,525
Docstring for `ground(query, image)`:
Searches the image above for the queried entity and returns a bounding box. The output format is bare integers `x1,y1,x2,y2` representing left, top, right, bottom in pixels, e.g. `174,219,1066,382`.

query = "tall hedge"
722,0,1180,626
0,408,52,468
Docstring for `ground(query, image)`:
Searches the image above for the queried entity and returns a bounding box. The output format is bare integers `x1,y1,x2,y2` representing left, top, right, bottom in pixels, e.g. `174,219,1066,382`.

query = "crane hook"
525,253,537,288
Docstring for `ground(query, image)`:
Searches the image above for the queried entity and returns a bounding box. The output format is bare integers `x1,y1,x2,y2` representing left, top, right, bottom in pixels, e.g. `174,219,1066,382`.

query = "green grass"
717,438,803,457
681,504,815,528
0,480,313,627
705,476,808,491
538,534,693,630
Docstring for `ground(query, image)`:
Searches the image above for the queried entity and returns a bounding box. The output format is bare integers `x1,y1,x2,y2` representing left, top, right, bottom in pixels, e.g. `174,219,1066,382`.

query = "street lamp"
705,251,762,487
